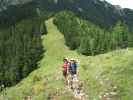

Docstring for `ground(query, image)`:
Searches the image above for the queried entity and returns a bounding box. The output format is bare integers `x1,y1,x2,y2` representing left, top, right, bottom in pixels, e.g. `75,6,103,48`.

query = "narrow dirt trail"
66,75,88,100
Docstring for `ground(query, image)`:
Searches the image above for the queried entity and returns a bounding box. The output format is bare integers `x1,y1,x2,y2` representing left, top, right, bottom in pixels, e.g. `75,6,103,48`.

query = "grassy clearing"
0,18,133,100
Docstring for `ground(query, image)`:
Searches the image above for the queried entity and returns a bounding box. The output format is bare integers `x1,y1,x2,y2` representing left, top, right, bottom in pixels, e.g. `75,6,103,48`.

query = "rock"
99,95,102,99
110,92,117,95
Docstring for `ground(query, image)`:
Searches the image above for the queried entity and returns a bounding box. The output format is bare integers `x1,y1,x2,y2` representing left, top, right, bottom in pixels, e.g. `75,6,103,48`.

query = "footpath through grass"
0,18,133,100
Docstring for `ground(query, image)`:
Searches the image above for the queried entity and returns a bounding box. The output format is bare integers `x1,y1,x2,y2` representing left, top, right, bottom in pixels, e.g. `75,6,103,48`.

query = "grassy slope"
0,18,133,100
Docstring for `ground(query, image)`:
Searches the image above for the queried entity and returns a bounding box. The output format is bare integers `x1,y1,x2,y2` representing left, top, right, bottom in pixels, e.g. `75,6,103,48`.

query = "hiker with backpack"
69,58,79,89
69,58,78,76
62,58,70,85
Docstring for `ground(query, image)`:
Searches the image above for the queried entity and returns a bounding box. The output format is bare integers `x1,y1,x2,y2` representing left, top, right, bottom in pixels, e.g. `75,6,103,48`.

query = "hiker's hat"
63,57,68,60
70,58,74,61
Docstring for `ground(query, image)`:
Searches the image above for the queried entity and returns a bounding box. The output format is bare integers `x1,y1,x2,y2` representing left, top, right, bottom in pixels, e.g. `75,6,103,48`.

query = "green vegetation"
0,2,38,28
0,0,133,99
0,18,133,100
54,11,133,55
0,17,46,87
1,0,133,29
80,49,133,100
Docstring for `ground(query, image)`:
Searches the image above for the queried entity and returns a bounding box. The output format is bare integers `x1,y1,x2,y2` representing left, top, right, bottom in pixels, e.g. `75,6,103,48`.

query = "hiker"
62,58,69,85
69,59,79,89
69,59,78,76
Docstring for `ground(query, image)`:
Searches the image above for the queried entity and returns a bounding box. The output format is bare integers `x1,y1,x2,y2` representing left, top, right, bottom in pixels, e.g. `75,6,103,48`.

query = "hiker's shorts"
69,70,76,75
63,70,67,77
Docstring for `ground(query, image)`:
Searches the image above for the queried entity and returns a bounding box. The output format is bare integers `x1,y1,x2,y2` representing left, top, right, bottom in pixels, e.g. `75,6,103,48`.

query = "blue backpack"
70,63,77,72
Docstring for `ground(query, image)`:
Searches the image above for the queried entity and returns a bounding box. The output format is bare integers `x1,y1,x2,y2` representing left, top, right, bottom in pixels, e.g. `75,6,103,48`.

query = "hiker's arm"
77,68,79,76
77,64,79,76
67,62,70,72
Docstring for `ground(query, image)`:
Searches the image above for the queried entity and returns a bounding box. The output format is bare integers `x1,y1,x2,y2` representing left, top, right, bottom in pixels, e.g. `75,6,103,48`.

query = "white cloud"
106,0,133,9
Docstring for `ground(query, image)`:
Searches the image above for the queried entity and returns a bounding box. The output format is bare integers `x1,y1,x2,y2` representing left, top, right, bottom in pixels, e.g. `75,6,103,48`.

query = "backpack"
69,62,77,72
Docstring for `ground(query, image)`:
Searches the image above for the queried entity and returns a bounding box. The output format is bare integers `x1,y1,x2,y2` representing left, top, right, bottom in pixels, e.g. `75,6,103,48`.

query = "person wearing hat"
62,58,69,85
69,58,78,76
68,58,79,89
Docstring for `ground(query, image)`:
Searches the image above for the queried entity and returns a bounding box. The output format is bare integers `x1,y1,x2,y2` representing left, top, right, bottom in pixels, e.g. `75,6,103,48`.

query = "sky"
106,0,133,10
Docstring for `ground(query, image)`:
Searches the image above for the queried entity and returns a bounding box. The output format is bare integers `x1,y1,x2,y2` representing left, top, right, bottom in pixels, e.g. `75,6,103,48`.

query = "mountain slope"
56,0,133,29
0,18,133,100
0,0,32,11
1,0,133,29
0,18,77,100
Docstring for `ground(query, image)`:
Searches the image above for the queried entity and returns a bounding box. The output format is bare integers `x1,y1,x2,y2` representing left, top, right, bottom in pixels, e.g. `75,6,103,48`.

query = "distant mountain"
54,0,133,29
0,0,32,11
0,0,133,30
0,2,37,28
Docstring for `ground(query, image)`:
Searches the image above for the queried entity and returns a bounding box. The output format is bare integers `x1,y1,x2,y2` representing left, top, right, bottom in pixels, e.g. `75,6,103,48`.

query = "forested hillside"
0,0,133,99
54,11,133,55
1,0,133,29
0,18,47,87
0,2,38,28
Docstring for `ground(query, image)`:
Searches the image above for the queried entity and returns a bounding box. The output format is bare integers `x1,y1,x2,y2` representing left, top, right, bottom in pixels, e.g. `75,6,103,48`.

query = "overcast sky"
106,0,133,10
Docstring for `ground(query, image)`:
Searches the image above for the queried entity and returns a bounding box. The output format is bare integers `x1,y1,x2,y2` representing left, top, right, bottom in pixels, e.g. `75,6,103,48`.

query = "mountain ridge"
0,0,133,29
